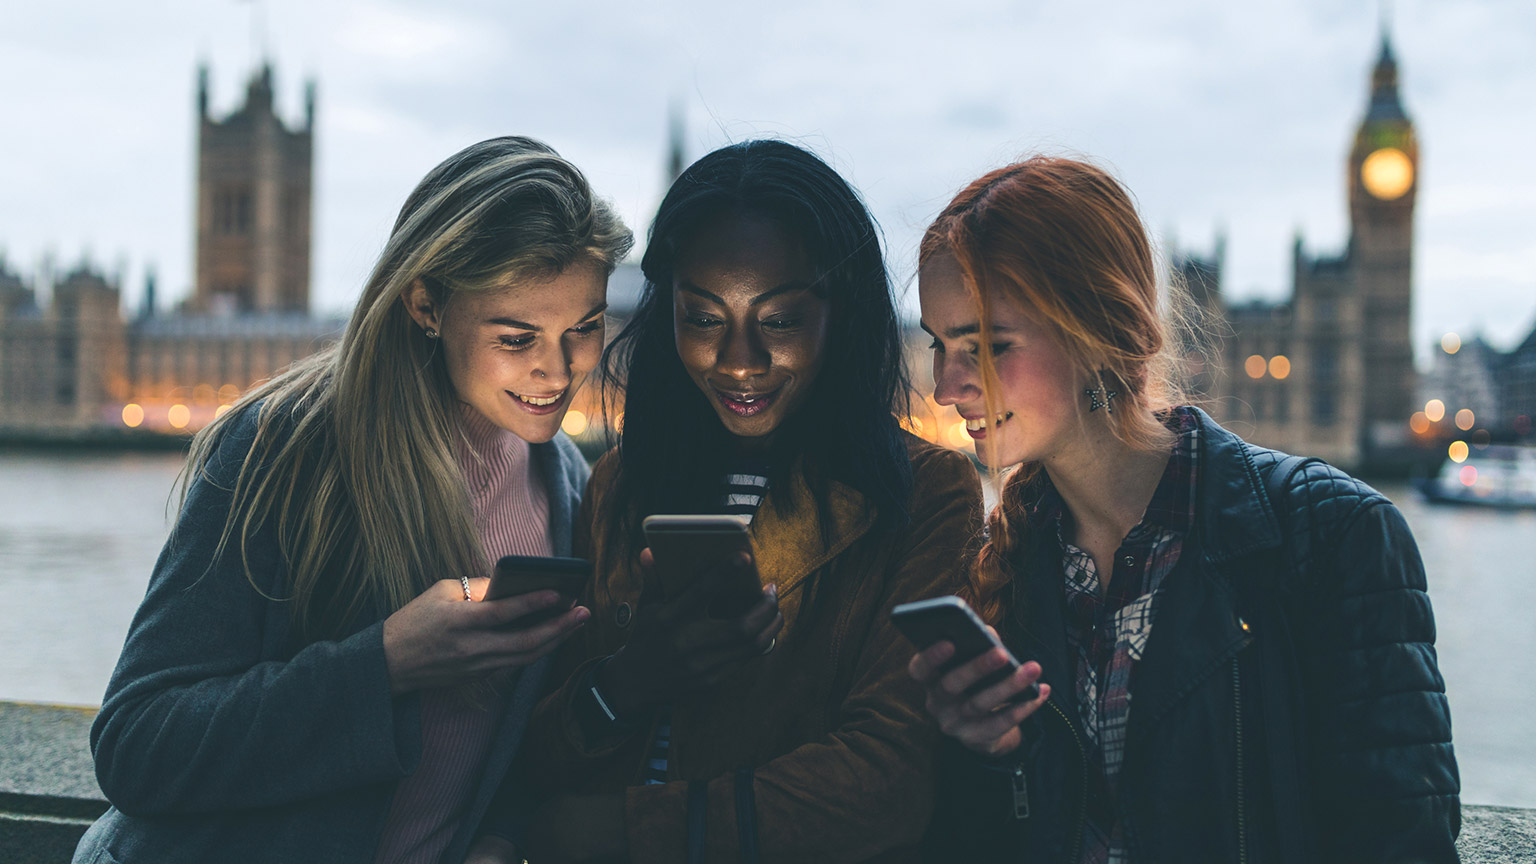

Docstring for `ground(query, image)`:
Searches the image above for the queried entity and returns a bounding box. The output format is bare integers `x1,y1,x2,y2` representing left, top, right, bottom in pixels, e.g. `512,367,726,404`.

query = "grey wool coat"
72,405,589,864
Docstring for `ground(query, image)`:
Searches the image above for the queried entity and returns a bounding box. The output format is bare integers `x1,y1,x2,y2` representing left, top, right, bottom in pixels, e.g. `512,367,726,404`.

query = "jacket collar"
1187,407,1283,563
748,465,874,597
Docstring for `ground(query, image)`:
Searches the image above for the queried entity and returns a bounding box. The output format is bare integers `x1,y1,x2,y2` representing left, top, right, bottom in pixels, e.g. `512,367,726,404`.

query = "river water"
2,449,1533,807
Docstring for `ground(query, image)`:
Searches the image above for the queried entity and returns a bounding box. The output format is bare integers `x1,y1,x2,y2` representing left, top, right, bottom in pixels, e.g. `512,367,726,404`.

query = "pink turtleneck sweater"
373,407,553,864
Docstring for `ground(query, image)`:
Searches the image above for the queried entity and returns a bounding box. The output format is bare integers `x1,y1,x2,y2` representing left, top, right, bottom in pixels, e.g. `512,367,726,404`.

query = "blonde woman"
73,136,632,864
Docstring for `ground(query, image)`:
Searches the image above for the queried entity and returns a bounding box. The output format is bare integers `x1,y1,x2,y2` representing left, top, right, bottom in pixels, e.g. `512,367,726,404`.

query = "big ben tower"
1348,31,1418,455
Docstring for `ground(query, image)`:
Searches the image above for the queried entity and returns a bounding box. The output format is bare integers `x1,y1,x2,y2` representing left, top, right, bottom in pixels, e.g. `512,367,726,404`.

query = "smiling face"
404,260,607,443
919,251,1085,469
671,209,831,443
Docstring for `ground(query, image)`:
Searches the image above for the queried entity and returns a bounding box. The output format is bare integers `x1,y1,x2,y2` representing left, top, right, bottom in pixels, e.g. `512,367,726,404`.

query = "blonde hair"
920,156,1196,624
183,136,632,642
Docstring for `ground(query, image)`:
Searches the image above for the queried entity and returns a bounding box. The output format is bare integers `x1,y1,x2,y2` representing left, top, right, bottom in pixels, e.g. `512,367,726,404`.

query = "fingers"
470,589,567,626
962,661,1044,716
908,640,956,684
938,647,1016,699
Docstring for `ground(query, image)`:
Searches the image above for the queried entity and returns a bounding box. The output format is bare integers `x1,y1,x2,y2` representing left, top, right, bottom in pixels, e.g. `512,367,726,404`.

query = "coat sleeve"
1301,494,1460,863
622,448,983,864
89,415,421,816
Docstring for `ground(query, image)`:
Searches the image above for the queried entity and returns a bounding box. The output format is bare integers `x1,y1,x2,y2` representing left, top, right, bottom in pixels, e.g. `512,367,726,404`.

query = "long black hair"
601,139,913,559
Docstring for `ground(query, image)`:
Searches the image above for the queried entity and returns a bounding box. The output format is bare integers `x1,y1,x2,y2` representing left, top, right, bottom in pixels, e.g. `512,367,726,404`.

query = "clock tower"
1347,32,1418,454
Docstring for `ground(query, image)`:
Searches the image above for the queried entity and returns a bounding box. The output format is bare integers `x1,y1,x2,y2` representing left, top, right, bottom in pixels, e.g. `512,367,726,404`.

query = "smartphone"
485,555,590,624
891,595,1039,702
642,514,763,618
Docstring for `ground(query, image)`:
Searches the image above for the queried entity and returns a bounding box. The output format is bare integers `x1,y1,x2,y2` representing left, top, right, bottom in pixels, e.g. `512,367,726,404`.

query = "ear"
400,278,442,334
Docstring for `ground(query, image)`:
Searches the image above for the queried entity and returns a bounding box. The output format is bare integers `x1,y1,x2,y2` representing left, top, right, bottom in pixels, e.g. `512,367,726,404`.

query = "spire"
665,98,686,187
1365,24,1407,123
197,63,210,119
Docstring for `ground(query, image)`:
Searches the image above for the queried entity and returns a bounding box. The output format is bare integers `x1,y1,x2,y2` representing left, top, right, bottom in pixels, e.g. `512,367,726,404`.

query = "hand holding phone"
895,595,1049,758
486,555,590,625
641,515,763,618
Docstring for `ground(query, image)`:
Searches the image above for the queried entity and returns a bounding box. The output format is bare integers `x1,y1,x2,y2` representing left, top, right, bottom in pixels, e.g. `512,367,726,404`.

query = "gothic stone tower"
1349,35,1419,457
193,63,315,314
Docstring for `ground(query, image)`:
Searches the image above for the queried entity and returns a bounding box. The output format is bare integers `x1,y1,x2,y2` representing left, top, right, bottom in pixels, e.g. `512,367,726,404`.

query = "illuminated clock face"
1361,147,1414,200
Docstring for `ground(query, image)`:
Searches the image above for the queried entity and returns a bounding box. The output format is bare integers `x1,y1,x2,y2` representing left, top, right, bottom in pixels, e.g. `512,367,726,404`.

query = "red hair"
921,157,1190,624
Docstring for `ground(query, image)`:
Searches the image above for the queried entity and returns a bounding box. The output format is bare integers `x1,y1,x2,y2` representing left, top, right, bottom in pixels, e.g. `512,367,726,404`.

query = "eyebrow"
486,302,607,331
918,320,1017,339
677,281,813,306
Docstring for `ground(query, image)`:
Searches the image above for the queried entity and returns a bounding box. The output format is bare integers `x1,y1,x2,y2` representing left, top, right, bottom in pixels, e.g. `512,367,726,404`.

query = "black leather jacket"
924,409,1460,863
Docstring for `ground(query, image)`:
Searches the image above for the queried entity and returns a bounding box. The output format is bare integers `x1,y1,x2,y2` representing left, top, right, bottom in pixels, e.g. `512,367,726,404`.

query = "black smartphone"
641,514,763,618
891,595,1039,702
486,555,590,624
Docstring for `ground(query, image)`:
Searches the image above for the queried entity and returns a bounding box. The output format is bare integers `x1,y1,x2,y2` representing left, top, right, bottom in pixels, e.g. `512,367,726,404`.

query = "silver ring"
460,575,473,601
761,636,777,656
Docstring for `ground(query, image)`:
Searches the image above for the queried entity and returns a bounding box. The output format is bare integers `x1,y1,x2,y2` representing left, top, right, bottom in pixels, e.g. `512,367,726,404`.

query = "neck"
1040,409,1171,545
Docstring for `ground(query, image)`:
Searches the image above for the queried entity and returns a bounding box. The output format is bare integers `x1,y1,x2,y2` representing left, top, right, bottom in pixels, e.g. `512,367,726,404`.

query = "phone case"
486,555,590,602
642,514,761,616
892,596,1037,700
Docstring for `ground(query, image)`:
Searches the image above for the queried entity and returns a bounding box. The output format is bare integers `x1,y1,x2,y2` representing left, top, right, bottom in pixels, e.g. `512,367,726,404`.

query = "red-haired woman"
908,157,1459,862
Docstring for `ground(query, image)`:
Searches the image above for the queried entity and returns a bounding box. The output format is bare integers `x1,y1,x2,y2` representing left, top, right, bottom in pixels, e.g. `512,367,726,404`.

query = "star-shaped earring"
1085,381,1117,413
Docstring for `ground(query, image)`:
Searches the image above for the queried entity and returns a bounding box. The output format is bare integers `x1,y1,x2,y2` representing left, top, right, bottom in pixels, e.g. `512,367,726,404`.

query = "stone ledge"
1,700,1531,861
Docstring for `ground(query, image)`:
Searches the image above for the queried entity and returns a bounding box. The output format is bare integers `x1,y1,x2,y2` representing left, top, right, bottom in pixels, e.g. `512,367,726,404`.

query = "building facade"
1180,35,1421,471
194,63,315,314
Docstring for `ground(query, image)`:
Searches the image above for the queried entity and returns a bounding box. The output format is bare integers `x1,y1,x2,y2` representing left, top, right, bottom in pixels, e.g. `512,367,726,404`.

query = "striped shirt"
372,406,553,864
641,462,770,786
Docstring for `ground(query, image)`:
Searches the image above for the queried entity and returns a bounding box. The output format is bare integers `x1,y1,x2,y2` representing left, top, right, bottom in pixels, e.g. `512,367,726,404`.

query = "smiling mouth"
712,386,781,418
509,389,567,415
963,412,1014,439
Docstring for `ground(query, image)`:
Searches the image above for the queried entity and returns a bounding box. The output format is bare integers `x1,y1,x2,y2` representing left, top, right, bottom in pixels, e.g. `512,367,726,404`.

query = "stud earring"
424,327,439,339
1085,372,1117,413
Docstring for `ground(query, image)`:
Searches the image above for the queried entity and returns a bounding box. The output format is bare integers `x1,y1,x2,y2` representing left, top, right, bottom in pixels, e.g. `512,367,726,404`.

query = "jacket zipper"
1232,656,1247,864
1045,699,1088,863
1010,764,1030,819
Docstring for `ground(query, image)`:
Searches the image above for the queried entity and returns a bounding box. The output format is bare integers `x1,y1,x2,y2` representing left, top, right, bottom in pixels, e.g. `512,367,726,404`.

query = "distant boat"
1418,445,1536,509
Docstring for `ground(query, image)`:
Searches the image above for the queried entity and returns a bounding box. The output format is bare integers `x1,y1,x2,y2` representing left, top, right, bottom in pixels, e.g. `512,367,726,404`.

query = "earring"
1085,372,1117,413
424,327,440,339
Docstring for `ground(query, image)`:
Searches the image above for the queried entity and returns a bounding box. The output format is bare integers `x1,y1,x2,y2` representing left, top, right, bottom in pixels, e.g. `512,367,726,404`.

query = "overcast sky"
3,0,1533,364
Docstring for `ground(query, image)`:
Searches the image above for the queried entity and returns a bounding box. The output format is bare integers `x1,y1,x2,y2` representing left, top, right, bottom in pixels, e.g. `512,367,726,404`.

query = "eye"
569,319,604,336
497,333,535,350
761,317,801,331
928,337,944,353
683,314,723,330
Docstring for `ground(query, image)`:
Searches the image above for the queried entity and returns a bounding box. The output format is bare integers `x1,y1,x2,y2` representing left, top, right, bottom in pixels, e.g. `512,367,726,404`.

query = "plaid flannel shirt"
1035,407,1200,864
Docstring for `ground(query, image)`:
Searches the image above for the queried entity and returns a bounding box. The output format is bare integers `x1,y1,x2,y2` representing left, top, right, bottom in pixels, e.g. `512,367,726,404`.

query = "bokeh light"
121,403,144,427
1424,399,1445,423
1409,412,1430,435
1269,355,1291,380
1459,465,1478,487
1441,332,1461,354
1455,409,1475,431
1448,441,1469,463
1471,429,1491,449
168,404,191,429
561,409,588,436
1244,355,1267,379
215,404,233,418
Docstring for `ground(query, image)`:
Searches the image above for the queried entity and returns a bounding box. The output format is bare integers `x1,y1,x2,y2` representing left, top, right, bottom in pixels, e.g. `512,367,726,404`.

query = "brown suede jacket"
521,434,982,864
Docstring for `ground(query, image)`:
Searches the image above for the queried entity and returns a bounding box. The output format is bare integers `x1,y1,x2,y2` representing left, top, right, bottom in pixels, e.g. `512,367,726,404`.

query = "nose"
529,337,573,390
716,324,770,382
931,348,981,408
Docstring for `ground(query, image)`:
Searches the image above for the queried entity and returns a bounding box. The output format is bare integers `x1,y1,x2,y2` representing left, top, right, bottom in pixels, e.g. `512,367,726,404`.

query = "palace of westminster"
2,34,1533,472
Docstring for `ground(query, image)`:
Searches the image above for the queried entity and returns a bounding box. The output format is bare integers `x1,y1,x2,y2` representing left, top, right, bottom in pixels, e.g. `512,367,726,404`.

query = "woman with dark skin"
472,140,982,864
908,157,1458,862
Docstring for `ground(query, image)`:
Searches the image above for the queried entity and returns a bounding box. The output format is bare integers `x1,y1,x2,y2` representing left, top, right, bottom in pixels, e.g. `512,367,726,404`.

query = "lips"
509,388,568,416
962,411,1014,440
712,385,781,418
